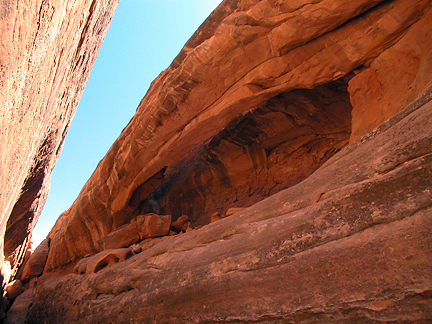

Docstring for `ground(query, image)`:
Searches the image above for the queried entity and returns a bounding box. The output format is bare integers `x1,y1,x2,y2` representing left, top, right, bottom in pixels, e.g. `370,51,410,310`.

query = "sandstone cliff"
4,0,432,322
0,0,119,289
28,86,432,322
45,0,432,271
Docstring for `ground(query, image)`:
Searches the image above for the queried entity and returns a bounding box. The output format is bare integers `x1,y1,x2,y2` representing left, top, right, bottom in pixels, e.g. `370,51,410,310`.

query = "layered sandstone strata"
0,0,119,286
28,85,432,323
45,0,432,272
3,0,432,321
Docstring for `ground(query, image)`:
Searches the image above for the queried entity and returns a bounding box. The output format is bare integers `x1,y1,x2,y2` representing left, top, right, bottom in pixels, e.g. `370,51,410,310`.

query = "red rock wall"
156,80,353,224
28,85,432,323
349,2,432,141
1,0,430,321
0,0,119,284
45,0,432,272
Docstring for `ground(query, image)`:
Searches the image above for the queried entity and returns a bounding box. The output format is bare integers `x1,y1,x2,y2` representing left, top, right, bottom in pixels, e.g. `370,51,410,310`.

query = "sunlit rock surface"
0,0,119,288
46,0,432,271
3,0,432,322
29,87,432,323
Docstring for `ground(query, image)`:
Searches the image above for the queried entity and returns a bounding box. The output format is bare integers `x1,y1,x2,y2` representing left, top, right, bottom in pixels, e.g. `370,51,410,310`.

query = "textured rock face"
45,0,432,272
73,248,133,275
96,213,172,250
28,87,432,323
7,0,431,321
348,4,432,142
157,80,352,224
0,0,119,284
19,239,49,283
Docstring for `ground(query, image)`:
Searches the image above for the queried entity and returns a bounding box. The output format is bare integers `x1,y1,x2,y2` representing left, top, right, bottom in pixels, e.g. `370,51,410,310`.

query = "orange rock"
225,208,246,218
20,239,49,283
97,214,172,250
0,0,119,279
44,0,432,272
137,214,172,239
348,4,432,142
180,221,192,232
97,223,140,251
27,87,432,323
210,212,222,223
170,215,190,233
5,280,23,300
73,248,133,275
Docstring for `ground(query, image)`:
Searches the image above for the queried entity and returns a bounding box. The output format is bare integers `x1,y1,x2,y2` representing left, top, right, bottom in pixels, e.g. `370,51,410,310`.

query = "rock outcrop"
19,239,49,283
3,0,432,322
45,0,432,271
96,213,172,250
28,86,432,323
0,0,119,288
73,248,133,275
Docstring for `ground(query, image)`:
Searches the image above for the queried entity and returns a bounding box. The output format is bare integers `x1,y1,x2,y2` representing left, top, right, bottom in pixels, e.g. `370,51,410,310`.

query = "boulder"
170,215,190,233
97,214,172,250
5,280,23,300
210,212,222,223
137,214,172,239
180,222,192,232
20,239,49,282
3,289,34,324
97,223,140,250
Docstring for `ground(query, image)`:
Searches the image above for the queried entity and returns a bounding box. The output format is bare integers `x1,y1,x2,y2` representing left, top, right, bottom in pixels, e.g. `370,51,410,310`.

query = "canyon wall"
28,85,432,322
2,0,432,322
44,0,432,271
0,0,119,289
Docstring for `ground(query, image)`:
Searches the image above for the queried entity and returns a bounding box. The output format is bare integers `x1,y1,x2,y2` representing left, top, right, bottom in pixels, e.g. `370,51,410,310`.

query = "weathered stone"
210,212,222,223
45,0,432,271
170,215,190,233
14,245,32,282
3,0,432,322
137,214,172,239
348,3,432,142
97,223,140,250
96,214,172,250
3,289,34,324
130,244,142,255
0,0,119,283
0,297,11,322
225,208,246,218
27,86,432,323
5,280,23,300
73,248,133,275
180,221,192,233
19,239,49,283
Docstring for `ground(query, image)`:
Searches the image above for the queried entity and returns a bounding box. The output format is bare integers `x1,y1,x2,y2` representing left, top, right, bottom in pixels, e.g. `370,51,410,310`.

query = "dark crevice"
148,78,353,225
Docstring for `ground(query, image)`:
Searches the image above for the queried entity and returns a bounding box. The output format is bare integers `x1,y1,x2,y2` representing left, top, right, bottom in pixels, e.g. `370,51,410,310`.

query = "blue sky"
33,1,223,247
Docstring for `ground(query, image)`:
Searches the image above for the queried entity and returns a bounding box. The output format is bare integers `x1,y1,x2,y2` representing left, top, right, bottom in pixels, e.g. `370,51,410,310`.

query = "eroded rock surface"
45,0,432,272
73,248,133,275
0,0,119,286
19,239,49,283
28,85,432,323
4,0,431,322
97,214,172,250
